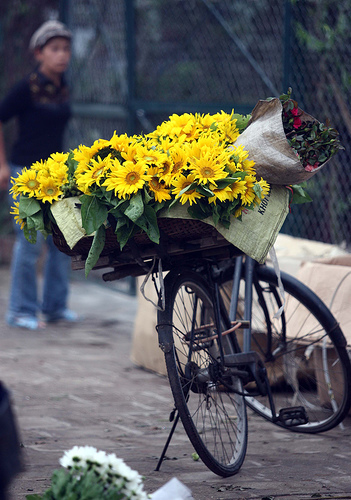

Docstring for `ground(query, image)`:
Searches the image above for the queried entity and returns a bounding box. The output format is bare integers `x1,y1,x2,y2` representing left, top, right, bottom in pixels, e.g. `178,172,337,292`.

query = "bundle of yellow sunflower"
10,110,270,271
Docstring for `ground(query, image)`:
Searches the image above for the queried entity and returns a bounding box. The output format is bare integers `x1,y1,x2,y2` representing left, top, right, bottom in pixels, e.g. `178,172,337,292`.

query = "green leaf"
23,225,37,244
196,184,214,197
135,205,160,243
253,183,263,198
124,191,144,222
169,197,181,210
216,177,241,189
18,196,41,219
85,225,106,277
219,217,231,229
228,198,240,213
80,195,108,235
66,150,78,176
290,184,313,204
232,113,251,133
154,200,166,213
116,222,135,250
29,211,46,233
212,205,220,226
143,185,153,204
178,183,194,196
187,202,211,220
228,171,247,180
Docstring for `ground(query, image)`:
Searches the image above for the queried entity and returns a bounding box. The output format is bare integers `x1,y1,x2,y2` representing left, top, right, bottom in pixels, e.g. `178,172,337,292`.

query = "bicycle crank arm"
224,351,268,395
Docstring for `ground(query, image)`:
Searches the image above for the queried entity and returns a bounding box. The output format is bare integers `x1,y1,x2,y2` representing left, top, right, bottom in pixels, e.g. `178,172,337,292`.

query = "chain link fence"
1,0,350,247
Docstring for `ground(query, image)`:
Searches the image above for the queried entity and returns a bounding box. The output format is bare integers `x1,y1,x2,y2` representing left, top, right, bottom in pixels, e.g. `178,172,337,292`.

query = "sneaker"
6,315,46,330
45,309,80,323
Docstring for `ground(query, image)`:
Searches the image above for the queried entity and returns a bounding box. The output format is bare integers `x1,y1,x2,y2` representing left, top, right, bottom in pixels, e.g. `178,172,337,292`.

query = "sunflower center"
45,188,56,195
201,167,214,177
144,155,157,162
26,180,39,189
93,168,104,179
162,162,171,175
126,172,140,184
172,161,183,173
150,177,161,190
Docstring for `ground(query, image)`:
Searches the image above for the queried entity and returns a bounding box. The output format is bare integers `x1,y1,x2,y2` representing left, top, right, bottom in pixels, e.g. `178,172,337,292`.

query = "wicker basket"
52,217,218,258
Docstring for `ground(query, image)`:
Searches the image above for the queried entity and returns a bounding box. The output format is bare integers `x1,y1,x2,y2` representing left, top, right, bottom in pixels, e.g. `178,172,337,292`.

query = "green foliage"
279,89,342,170
232,114,251,133
84,225,106,277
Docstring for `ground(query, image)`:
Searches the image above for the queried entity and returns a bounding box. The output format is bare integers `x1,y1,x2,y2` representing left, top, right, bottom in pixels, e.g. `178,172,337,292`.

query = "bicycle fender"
157,323,173,353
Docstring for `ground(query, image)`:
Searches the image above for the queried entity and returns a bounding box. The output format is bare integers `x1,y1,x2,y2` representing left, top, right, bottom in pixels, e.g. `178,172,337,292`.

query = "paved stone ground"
0,264,350,500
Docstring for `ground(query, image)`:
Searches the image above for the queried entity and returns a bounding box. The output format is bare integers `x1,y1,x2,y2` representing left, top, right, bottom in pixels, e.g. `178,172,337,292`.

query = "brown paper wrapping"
234,98,327,185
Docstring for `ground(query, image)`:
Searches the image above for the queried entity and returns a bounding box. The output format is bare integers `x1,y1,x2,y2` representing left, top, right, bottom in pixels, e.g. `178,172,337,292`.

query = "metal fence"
1,0,350,247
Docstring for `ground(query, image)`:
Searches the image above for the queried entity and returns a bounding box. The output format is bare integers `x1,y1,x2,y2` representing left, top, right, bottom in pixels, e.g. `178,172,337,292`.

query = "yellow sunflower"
254,179,270,204
227,179,247,201
242,159,256,175
227,144,251,173
172,173,203,205
148,168,172,203
46,157,68,185
208,185,233,204
134,144,168,168
187,134,222,160
156,136,180,152
195,113,217,133
166,144,189,181
157,158,174,183
146,120,173,141
74,138,110,173
109,132,131,153
240,175,257,205
258,179,270,196
10,202,25,229
36,176,63,203
12,168,40,198
30,159,47,172
76,155,112,193
102,159,150,199
50,152,69,164
212,110,240,143
167,113,200,141
189,150,228,185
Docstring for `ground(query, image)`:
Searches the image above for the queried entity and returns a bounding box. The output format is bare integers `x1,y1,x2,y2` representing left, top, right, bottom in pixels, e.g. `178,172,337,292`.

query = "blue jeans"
7,164,71,320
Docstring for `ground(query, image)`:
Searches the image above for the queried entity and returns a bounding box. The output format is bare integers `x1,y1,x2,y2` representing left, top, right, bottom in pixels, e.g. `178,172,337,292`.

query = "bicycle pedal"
278,406,309,427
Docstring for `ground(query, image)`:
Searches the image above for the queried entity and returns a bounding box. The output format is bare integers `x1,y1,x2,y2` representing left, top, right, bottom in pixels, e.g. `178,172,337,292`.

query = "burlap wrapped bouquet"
235,91,341,185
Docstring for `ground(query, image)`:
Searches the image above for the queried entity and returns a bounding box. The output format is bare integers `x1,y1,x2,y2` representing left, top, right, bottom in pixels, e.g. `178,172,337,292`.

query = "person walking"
0,20,78,330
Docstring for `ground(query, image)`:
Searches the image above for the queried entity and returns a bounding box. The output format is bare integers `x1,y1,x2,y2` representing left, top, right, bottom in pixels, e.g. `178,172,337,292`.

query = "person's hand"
0,163,10,190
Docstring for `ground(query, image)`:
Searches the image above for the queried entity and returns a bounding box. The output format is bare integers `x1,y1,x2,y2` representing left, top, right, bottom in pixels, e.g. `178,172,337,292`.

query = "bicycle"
67,222,351,478
155,252,351,477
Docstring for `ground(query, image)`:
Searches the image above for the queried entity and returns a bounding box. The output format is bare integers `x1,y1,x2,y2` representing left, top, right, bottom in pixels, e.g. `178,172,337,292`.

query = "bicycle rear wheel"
220,262,351,433
158,269,248,477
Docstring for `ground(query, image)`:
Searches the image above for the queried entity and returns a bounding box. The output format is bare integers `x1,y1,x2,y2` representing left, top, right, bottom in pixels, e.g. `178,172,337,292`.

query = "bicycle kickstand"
155,408,180,471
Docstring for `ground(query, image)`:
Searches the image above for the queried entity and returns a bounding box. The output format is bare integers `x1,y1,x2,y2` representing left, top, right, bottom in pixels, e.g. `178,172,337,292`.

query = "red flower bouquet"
234,88,342,185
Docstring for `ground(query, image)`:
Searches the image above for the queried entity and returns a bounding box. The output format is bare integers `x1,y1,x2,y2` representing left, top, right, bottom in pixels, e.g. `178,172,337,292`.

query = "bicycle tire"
158,269,248,477
220,262,351,433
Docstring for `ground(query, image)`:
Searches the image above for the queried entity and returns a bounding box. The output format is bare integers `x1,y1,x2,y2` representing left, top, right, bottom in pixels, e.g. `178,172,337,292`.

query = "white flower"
58,446,149,499
59,445,96,468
